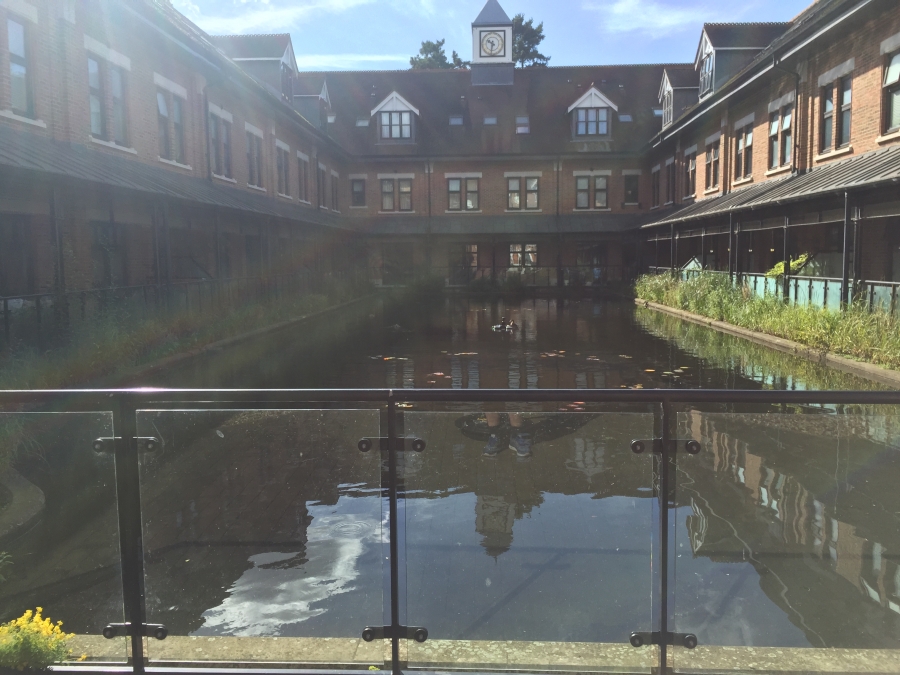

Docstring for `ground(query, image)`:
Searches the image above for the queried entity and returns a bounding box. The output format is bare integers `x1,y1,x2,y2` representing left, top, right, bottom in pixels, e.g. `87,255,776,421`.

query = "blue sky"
173,0,814,71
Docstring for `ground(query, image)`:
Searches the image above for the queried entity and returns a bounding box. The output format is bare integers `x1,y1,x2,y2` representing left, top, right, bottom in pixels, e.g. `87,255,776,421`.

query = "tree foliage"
410,39,469,70
512,14,550,68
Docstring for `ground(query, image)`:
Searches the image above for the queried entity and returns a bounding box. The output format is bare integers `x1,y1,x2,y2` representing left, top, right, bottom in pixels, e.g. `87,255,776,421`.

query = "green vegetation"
634,272,900,370
0,608,82,670
512,14,550,67
766,252,810,278
409,39,469,69
0,277,370,391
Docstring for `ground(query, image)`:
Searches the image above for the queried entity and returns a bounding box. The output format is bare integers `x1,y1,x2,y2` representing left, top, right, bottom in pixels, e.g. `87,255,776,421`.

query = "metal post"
386,393,402,675
728,214,735,283
841,191,852,308
659,398,673,675
782,219,790,302
734,224,741,284
112,394,147,673
669,224,676,276
700,228,706,271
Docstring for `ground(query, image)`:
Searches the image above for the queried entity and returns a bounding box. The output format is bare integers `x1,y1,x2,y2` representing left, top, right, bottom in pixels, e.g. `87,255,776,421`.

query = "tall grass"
635,272,900,370
0,276,370,390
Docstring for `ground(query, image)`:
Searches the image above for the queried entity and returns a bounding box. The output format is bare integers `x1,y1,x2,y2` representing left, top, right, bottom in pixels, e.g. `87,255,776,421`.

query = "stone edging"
111,294,377,385
636,299,900,388
0,469,45,544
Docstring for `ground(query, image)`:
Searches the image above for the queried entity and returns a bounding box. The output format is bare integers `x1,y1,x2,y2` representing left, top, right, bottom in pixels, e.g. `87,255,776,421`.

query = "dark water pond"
1,296,898,665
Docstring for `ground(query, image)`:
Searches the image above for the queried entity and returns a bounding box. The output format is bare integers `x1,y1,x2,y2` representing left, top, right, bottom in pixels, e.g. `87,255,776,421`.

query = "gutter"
652,0,876,145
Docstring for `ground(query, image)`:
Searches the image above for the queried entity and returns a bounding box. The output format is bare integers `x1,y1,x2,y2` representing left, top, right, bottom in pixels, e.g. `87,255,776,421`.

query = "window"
768,111,780,169
157,92,170,159
247,132,263,188
88,58,105,138
734,125,753,179
510,244,537,267
381,111,412,140
449,115,463,126
466,178,479,210
884,52,900,133
7,18,32,117
110,67,127,146
508,178,539,210
276,146,290,197
665,163,675,203
699,53,714,96
382,179,395,211
516,116,530,134
484,115,497,125
684,153,696,197
398,179,412,211
318,166,327,207
298,157,309,202
209,115,232,178
332,175,339,210
356,118,369,127
595,176,608,208
705,141,720,190
837,77,852,147
662,89,673,127
625,174,640,204
575,176,607,209
576,177,590,209
651,169,660,207
821,86,834,152
780,106,793,167
351,179,366,207
575,108,609,136
172,97,185,164
448,179,462,211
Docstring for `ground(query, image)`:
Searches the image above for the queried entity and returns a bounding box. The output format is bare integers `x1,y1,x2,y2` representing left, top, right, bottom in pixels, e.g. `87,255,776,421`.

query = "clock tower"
471,0,514,85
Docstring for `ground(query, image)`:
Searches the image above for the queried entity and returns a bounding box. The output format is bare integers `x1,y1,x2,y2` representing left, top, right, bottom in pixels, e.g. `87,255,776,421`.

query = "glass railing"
0,389,898,675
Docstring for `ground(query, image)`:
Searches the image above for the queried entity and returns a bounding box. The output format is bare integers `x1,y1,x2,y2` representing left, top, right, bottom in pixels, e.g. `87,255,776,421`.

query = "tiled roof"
645,145,900,227
0,125,348,230
665,66,699,89
295,64,682,157
703,23,792,49
209,34,291,60
473,0,513,26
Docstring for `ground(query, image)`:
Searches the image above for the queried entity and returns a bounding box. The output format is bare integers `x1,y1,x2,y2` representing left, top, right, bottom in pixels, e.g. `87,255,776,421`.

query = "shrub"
0,608,83,670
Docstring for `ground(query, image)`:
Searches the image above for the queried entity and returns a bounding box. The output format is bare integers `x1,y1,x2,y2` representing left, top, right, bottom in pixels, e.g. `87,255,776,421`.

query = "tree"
512,14,550,68
410,39,469,70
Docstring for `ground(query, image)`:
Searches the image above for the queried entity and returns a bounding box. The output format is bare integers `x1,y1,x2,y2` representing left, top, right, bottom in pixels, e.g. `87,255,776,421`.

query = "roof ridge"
295,63,690,76
703,21,792,26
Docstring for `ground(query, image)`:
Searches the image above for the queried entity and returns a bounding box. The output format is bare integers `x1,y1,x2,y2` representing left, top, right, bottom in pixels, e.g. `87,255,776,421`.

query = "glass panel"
137,409,383,667
0,411,126,664
886,54,900,87
7,19,25,58
402,411,656,674
890,89,900,131
673,409,900,674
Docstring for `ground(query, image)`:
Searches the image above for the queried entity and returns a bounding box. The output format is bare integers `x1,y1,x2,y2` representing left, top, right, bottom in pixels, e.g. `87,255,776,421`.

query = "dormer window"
516,116,530,134
575,108,608,136
449,115,464,126
371,91,419,144
568,87,618,140
662,89,673,127
699,53,714,96
381,112,411,139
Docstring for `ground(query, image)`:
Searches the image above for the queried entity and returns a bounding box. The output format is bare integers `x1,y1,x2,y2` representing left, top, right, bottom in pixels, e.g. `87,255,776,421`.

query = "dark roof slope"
704,23,791,49
665,66,699,89
473,0,513,26
209,34,291,60
298,64,683,157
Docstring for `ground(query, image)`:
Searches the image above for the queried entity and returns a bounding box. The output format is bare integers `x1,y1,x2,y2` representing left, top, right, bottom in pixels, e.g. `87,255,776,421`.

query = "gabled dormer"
293,78,331,128
371,92,419,143
694,23,791,99
567,87,618,139
210,33,299,101
659,66,699,128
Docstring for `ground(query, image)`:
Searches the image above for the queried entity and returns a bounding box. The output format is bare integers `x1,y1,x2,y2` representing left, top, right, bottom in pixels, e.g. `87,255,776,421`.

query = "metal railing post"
386,392,402,675
659,398,673,675
112,394,148,673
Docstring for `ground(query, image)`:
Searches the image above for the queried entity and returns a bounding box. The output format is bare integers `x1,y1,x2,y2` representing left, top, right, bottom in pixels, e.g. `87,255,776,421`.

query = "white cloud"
172,0,374,35
583,0,755,38
295,53,411,69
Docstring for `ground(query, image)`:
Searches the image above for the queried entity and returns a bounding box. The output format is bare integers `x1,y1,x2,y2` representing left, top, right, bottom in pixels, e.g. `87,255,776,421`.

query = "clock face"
480,31,505,57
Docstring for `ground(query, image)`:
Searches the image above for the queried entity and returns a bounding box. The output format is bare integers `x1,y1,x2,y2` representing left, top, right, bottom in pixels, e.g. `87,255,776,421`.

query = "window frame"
172,96,185,165
734,124,753,180
298,157,309,202
651,169,660,208
351,179,366,207
515,116,530,134
595,176,608,209
576,176,590,210
575,107,609,137
664,163,675,204
276,145,290,197
821,85,834,153
699,53,714,96
398,178,412,212
209,114,233,179
380,111,413,141
381,178,395,212
331,174,339,211
318,166,327,207
88,57,106,139
247,132,264,189
705,141,720,190
157,91,171,161
768,111,780,169
509,243,538,268
780,105,793,167
7,17,33,118
837,76,852,148
624,174,640,205
883,52,900,134
465,178,480,211
684,153,696,198
662,89,673,127
507,177,540,210
110,66,127,147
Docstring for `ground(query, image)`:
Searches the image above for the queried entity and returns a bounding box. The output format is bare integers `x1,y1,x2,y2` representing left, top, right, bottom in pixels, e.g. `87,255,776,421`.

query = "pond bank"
636,298,900,388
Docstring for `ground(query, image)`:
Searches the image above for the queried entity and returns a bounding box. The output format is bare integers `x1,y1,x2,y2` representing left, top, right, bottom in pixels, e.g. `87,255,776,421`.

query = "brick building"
0,0,898,314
